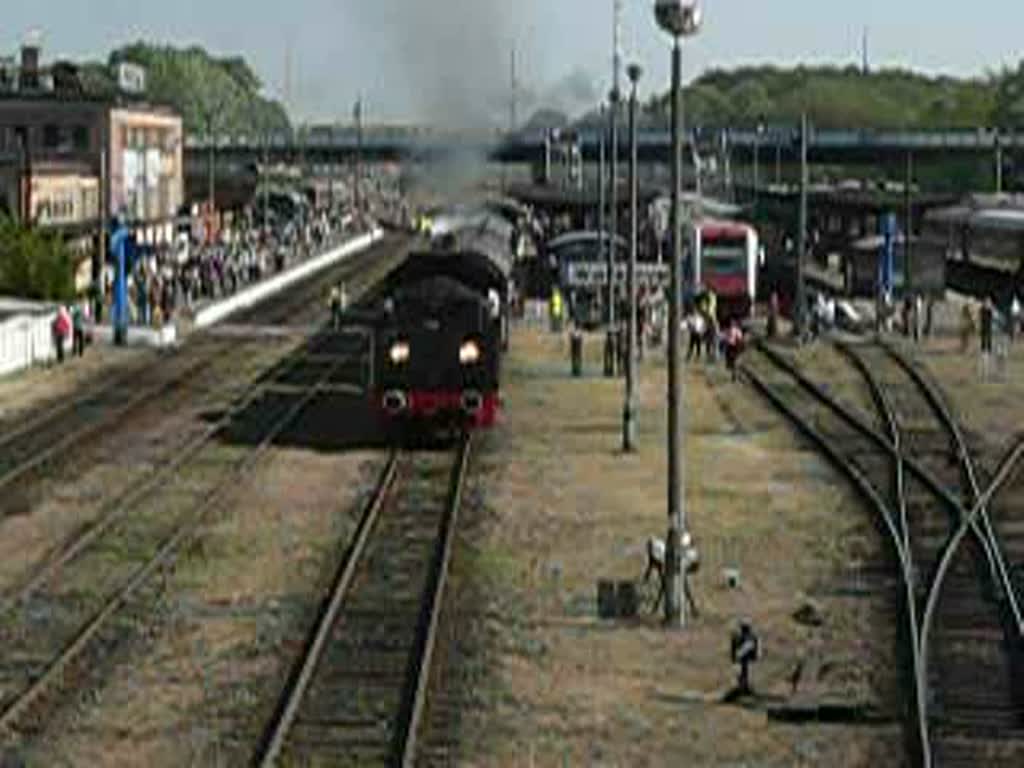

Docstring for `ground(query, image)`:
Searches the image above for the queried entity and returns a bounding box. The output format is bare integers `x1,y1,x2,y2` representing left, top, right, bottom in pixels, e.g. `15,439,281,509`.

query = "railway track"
741,338,1024,766
0,327,365,746
0,232,407,508
255,436,471,767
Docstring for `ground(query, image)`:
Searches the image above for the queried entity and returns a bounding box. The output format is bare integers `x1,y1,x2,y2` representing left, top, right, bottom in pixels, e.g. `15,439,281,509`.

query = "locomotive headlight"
389,341,410,365
459,340,481,365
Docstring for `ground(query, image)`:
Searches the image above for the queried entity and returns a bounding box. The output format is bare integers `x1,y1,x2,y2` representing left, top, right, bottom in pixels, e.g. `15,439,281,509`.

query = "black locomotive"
372,214,512,430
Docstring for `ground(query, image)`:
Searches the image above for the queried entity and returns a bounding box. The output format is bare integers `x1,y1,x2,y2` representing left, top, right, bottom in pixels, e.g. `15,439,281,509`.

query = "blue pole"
112,227,128,345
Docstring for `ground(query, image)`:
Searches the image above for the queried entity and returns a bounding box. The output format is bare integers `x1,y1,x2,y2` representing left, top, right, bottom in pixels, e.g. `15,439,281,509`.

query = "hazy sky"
4,1,1023,123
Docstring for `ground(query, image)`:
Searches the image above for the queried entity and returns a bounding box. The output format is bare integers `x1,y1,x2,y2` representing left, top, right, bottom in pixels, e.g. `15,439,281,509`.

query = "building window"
73,125,89,151
43,124,60,149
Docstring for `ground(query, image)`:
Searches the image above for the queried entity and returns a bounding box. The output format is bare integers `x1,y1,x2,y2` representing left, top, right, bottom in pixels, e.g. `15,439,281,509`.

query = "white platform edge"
193,227,383,330
86,227,384,350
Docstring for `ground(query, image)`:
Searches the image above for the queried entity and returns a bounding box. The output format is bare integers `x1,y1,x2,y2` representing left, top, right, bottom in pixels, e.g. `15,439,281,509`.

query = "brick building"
0,41,183,291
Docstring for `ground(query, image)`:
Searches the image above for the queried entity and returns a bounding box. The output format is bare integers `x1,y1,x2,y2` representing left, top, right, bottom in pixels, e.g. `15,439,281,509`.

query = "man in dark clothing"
730,620,761,697
981,297,995,356
71,304,86,357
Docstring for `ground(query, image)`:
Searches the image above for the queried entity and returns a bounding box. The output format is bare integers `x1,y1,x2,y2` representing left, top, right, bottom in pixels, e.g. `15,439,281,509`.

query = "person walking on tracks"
723,320,745,382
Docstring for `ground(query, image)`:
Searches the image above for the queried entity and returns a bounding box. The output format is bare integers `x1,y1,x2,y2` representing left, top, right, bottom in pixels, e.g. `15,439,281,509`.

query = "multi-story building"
0,41,183,290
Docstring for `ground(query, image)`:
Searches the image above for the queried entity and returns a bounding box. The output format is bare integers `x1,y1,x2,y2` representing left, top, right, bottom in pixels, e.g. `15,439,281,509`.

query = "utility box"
597,580,617,619
597,580,640,619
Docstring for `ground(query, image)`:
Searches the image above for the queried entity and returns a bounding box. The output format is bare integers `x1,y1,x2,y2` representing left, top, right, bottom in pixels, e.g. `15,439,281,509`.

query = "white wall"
0,310,56,378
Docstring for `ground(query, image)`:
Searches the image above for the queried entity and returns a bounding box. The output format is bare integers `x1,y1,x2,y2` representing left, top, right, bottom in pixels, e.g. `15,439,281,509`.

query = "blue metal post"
111,226,129,346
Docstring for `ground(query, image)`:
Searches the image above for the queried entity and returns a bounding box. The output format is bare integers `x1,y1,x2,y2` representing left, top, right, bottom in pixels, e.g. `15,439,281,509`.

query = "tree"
993,63,1024,129
0,217,76,302
89,43,291,136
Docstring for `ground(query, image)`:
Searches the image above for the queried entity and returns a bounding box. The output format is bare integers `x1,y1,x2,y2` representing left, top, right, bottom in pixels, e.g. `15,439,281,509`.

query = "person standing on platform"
71,302,86,358
52,305,71,364
328,286,342,330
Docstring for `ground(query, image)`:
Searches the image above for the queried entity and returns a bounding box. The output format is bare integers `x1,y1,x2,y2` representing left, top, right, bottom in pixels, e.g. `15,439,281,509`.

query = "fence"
0,309,56,378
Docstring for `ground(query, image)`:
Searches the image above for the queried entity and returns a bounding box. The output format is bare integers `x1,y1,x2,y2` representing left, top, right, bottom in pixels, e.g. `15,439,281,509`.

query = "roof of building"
926,195,1024,233
547,230,628,251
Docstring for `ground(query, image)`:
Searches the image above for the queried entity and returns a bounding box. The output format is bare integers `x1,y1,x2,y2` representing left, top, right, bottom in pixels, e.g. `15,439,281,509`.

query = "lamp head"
654,0,702,38
627,63,643,85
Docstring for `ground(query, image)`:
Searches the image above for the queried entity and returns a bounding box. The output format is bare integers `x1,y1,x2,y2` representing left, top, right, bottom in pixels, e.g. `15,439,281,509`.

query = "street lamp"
654,0,701,629
608,86,621,378
754,119,765,212
623,63,643,453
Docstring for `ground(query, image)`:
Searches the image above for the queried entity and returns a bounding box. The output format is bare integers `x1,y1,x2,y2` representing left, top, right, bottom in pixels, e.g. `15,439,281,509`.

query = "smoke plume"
352,0,514,133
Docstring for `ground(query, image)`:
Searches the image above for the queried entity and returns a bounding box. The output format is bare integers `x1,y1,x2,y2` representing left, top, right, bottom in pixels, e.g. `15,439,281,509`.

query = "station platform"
0,226,385,425
90,227,384,349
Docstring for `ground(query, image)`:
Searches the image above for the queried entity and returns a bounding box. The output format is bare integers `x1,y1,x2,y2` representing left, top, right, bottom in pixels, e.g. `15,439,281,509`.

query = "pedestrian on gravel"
913,293,924,343
980,297,995,379
960,304,976,354
730,620,761,698
981,297,995,356
767,291,780,339
686,310,705,362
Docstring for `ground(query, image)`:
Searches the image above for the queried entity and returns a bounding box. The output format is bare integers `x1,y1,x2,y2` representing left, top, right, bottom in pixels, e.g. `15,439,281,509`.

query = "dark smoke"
352,0,514,133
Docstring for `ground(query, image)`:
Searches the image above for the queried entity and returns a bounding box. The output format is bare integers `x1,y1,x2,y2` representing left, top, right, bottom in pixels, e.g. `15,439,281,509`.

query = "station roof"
507,182,661,211
753,184,957,214
926,195,1024,233
547,230,627,251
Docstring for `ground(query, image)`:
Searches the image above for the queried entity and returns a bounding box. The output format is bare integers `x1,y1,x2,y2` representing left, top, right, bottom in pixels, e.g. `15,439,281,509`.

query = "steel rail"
5,345,361,606
755,341,968,519
0,345,350,740
0,232,401,501
254,452,400,767
0,355,217,495
833,341,933,766
919,438,1024,685
741,353,931,765
397,433,471,768
878,340,1024,638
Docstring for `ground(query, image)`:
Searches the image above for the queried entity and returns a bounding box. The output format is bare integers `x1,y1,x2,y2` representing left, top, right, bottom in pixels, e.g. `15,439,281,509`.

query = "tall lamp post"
623,63,643,453
654,0,701,629
606,89,622,377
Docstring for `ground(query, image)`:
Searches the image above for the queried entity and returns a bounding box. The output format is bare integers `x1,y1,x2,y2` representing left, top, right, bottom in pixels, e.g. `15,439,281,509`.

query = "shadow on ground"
209,322,461,454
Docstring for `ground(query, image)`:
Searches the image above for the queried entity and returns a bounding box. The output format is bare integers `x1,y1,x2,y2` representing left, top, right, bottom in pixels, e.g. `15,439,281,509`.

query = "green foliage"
0,217,76,302
82,42,291,136
992,62,1024,129
647,64,998,129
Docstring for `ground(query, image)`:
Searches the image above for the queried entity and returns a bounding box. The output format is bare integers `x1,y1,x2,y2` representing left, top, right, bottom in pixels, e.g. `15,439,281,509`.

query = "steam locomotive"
372,212,512,431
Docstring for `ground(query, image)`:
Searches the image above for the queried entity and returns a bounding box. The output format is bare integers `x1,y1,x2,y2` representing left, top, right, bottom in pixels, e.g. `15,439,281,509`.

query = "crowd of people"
46,204,368,367
101,210,350,330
